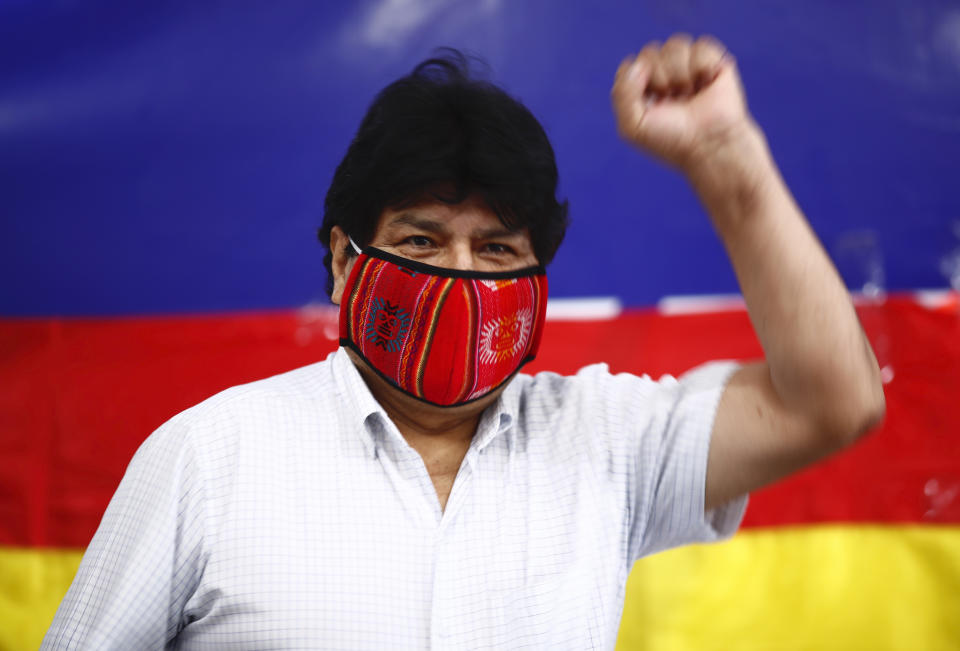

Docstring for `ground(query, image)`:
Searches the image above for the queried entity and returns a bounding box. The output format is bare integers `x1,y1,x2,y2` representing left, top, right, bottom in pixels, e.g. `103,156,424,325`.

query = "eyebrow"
387,213,526,241
387,213,445,234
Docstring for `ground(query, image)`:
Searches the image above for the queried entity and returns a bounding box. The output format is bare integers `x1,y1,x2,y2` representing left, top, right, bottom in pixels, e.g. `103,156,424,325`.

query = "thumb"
612,57,653,133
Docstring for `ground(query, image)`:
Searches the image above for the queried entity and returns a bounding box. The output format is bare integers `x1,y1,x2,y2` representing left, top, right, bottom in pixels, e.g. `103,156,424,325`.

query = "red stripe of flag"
1,295,957,547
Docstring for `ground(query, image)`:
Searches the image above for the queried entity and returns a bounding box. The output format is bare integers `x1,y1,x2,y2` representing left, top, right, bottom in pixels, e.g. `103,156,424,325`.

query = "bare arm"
611,35,886,511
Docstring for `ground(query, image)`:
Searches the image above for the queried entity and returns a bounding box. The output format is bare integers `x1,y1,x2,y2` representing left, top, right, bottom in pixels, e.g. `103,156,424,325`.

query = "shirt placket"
372,412,504,648
373,428,440,527
429,450,478,649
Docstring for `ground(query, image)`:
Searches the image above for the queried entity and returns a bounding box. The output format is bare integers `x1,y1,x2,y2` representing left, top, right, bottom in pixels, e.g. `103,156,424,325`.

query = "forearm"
687,122,885,439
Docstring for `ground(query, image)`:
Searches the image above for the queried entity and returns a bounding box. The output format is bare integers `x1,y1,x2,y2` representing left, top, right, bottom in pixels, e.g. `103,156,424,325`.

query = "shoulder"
517,360,739,402
138,352,344,462
174,353,339,427
117,353,349,518
512,363,666,417
509,361,739,443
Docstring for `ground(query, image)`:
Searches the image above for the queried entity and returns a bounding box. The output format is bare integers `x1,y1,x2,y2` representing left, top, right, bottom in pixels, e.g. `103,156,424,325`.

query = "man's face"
330,194,538,303
328,195,540,417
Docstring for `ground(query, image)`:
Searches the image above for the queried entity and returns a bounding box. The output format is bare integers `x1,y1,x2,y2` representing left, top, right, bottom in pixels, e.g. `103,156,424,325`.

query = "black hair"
317,48,569,298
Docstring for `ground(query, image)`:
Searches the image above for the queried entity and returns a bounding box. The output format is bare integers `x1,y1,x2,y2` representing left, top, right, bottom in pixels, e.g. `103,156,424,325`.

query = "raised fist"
611,34,753,172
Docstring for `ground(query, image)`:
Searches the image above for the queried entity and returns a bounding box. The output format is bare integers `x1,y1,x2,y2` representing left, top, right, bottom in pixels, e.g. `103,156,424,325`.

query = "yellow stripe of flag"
616,525,960,651
3,526,959,650
0,547,83,651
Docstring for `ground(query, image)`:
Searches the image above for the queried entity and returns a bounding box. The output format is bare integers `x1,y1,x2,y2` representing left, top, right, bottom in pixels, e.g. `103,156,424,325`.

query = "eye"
402,235,434,248
483,242,516,255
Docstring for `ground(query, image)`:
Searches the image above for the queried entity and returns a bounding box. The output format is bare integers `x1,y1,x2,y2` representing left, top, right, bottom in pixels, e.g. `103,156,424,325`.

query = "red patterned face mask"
339,241,548,407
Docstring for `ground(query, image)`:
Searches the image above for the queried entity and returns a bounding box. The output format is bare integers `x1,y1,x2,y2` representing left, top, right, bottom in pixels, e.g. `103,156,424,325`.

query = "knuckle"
639,41,661,56
695,35,726,57
663,33,693,50
666,32,692,43
649,65,668,87
697,33,724,47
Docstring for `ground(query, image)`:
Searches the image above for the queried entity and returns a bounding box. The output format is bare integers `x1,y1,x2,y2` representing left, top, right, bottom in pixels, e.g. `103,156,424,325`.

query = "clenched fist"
611,34,756,173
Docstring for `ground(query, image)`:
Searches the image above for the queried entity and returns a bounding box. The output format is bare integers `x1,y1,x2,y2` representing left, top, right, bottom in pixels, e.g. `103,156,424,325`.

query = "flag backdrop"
2,1,959,649
2,295,959,649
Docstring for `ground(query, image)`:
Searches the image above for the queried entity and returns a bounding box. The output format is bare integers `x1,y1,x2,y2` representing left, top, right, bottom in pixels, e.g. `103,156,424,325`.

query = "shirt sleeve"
41,415,208,650
634,361,747,558
567,360,747,563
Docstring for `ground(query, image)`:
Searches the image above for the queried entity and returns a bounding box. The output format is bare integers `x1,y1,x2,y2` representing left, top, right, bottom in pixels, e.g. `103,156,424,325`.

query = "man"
44,35,885,649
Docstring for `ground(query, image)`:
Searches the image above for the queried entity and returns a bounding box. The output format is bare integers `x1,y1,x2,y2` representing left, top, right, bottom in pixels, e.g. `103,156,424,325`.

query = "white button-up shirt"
44,348,746,650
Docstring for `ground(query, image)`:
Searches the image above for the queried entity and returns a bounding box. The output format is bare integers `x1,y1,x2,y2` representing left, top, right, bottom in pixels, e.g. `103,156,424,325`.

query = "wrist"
684,119,768,184
684,122,780,225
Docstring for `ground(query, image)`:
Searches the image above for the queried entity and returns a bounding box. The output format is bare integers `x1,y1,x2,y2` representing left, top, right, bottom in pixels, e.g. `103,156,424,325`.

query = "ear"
329,225,356,305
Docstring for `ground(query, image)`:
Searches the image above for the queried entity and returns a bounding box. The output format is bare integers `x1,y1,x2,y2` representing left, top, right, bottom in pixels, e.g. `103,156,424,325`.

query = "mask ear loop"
347,236,363,255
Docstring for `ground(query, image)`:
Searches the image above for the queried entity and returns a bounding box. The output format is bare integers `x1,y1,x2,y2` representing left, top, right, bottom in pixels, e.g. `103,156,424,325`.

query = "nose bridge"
445,237,474,271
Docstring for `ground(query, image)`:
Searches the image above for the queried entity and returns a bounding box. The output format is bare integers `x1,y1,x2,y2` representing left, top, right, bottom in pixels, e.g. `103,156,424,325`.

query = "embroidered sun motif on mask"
478,308,532,365
365,297,411,352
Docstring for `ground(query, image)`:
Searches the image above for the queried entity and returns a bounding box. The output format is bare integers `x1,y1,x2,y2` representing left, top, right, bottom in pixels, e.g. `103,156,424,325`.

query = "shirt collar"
331,347,522,458
471,377,520,456
330,347,387,459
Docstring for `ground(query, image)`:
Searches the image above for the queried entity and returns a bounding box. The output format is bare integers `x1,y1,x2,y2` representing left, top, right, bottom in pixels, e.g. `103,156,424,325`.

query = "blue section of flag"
2,1,958,316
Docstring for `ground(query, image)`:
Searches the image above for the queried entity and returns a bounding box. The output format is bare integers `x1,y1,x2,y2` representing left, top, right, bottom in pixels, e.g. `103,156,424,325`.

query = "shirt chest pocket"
478,484,625,623
479,534,621,649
